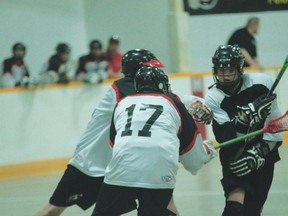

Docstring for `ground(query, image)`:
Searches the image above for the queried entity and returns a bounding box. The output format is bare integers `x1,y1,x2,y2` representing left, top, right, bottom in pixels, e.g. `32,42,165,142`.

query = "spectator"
0,42,30,88
39,43,71,84
105,35,123,78
227,17,263,69
75,40,109,84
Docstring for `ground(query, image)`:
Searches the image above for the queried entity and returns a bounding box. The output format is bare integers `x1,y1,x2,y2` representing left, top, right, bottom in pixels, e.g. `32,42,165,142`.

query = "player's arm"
24,65,30,77
175,93,213,125
75,57,86,77
91,85,117,118
240,48,261,68
47,58,61,73
3,59,12,74
205,93,242,161
109,109,117,147
176,100,216,175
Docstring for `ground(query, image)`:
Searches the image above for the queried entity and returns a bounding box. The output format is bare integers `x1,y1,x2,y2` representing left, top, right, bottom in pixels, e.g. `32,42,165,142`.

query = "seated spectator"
105,35,123,78
0,42,30,88
39,43,72,84
75,40,109,84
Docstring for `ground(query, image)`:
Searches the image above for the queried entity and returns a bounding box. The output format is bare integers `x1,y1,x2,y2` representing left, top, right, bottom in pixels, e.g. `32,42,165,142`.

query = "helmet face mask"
135,66,170,94
212,45,244,91
121,49,164,78
214,66,240,88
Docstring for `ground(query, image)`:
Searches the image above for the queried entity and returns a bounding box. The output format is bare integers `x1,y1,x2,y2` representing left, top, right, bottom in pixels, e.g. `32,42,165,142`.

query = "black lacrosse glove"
237,94,276,126
229,145,265,177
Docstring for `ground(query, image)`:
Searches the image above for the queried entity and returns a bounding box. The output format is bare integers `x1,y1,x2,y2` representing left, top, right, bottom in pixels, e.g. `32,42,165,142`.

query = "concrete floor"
1,147,287,216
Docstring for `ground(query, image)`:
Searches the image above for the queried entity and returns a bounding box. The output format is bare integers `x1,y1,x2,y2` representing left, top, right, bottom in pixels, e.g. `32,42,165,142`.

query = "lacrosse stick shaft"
267,55,288,97
214,129,263,149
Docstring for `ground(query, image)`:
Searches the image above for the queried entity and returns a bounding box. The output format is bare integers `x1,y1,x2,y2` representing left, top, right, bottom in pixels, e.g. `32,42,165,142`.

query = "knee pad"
222,201,244,216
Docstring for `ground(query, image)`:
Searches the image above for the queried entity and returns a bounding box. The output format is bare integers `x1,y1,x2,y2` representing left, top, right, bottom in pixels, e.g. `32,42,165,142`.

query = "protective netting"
264,111,288,133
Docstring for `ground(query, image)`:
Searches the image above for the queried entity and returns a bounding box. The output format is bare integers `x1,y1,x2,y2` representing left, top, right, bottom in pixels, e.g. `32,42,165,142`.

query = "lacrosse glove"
186,101,213,125
237,94,276,126
229,145,265,177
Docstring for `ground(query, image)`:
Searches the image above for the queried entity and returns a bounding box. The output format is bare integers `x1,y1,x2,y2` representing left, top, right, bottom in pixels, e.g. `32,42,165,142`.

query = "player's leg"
222,188,245,216
35,165,104,216
137,188,176,216
167,197,180,216
34,204,65,216
244,161,275,216
221,164,245,216
92,183,137,216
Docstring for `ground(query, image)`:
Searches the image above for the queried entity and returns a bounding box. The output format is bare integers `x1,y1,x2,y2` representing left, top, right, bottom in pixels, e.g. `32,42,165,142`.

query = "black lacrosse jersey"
2,57,29,84
205,73,282,163
75,54,108,76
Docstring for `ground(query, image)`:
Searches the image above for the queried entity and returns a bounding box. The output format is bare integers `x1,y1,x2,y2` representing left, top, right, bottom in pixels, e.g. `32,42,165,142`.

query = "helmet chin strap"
217,78,243,94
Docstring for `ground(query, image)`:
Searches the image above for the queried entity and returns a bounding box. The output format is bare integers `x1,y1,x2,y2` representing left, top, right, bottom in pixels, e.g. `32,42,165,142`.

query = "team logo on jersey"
66,194,83,203
75,154,84,163
162,175,174,183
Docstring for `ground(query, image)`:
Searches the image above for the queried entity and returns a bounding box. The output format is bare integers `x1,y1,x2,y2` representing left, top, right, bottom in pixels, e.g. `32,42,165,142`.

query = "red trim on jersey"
173,93,182,102
112,84,120,102
128,93,183,133
109,139,114,147
179,130,201,155
203,143,211,155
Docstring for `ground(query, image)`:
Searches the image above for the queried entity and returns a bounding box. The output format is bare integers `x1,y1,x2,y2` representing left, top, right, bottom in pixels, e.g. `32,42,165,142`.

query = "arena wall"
1,68,287,179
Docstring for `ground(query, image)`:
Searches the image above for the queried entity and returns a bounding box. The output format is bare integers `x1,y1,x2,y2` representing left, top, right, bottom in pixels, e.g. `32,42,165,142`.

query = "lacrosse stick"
267,55,288,97
215,111,288,149
232,56,288,158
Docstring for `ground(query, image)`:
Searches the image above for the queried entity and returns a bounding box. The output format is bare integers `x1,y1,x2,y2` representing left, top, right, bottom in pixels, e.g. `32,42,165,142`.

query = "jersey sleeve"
109,109,116,147
179,132,213,175
91,86,117,118
24,64,30,77
3,59,12,74
76,56,86,75
47,57,61,73
174,96,212,175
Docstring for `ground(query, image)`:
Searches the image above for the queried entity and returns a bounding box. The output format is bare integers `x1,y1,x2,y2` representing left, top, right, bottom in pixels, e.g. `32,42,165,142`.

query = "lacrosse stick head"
263,111,288,133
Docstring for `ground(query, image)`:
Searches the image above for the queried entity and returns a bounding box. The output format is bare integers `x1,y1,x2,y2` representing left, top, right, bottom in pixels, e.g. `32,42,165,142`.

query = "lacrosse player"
205,44,283,216
35,49,213,216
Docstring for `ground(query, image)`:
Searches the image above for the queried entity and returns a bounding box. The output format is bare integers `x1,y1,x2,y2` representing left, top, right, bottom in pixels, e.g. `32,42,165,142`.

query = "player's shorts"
49,165,104,210
221,154,277,215
92,183,176,216
221,152,278,197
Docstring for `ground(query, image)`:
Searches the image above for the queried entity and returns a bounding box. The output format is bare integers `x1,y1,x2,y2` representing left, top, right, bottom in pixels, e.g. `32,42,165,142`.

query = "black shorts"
49,165,104,210
92,183,176,216
221,155,277,215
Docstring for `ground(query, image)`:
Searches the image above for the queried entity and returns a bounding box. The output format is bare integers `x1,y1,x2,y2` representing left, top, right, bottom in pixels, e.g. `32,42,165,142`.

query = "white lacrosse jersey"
69,78,204,177
69,77,135,176
105,93,211,189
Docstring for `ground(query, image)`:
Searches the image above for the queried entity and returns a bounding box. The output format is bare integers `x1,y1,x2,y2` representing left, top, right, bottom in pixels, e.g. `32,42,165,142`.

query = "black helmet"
212,45,244,90
89,40,102,50
135,66,170,94
121,49,164,78
56,43,71,54
12,42,26,52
